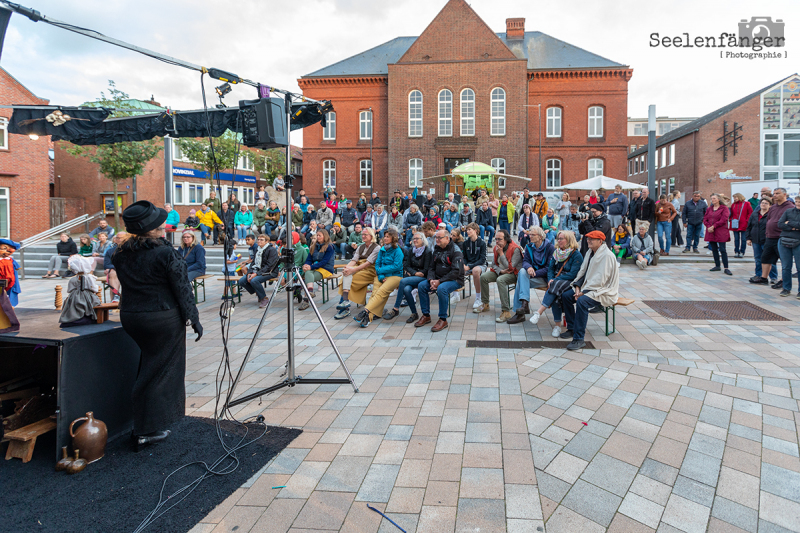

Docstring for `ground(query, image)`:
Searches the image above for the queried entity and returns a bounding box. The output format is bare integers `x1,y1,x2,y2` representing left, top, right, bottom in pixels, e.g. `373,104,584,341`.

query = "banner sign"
173,167,256,184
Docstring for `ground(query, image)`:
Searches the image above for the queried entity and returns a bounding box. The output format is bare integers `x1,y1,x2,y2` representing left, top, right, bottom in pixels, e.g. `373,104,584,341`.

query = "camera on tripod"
738,17,785,47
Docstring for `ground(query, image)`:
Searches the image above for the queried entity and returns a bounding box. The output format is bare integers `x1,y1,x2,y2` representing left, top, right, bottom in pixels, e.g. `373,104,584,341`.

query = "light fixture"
28,134,39,140
215,82,232,98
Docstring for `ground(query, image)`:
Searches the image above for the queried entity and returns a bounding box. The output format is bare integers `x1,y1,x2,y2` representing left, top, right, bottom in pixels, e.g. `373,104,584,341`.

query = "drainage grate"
466,340,595,349
643,300,788,321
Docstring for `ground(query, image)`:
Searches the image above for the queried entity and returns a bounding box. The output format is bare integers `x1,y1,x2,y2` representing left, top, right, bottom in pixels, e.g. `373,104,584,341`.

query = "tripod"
223,100,358,411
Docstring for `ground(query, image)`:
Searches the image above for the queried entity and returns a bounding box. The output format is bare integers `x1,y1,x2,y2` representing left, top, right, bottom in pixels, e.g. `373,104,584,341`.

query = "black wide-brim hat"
122,200,168,234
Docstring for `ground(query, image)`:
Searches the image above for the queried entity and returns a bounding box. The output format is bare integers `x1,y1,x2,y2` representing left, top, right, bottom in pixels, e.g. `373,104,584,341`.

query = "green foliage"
66,81,162,229
176,133,285,185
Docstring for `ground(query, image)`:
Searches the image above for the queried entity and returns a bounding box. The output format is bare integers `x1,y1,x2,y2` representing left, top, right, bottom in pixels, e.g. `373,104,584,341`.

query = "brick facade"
0,68,51,242
299,0,633,203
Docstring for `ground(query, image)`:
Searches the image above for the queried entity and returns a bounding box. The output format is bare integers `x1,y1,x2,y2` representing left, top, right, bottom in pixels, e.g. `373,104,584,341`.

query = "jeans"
418,279,461,319
512,269,548,311
499,219,510,232
608,214,623,228
561,288,598,342
237,225,248,240
199,224,212,244
264,222,277,237
393,276,426,314
671,219,683,246
479,224,495,243
708,242,728,268
778,239,800,292
657,221,672,253
238,274,272,300
338,243,347,258
733,231,747,255
545,231,556,245
685,223,702,250
541,291,564,322
752,242,777,280
404,230,414,246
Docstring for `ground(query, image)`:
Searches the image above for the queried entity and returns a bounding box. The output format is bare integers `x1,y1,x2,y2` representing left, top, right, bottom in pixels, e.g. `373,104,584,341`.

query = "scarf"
392,211,399,220
615,231,627,242
553,247,573,263
253,244,268,269
412,244,426,257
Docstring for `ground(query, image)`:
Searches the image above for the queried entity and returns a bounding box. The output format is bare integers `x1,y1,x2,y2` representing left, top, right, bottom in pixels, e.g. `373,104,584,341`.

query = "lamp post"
369,107,373,198
523,104,542,191
647,105,656,197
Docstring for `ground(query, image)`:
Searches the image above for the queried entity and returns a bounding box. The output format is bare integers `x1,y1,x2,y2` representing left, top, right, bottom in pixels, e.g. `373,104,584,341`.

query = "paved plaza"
17,261,800,532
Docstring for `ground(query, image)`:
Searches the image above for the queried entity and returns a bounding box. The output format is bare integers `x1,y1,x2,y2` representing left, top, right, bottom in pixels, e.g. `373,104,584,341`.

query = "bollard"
55,285,63,310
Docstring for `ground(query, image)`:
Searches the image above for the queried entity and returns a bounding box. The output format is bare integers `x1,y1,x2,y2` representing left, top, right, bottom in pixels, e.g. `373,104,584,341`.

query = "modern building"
627,116,695,154
627,73,800,200
298,0,633,204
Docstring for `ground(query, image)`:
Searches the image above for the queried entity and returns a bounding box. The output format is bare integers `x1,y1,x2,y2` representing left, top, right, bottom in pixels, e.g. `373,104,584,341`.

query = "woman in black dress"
113,201,203,451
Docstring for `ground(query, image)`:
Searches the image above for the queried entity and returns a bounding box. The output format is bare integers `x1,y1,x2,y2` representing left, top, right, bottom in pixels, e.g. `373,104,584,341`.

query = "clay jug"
69,412,107,463
66,449,87,474
55,446,72,471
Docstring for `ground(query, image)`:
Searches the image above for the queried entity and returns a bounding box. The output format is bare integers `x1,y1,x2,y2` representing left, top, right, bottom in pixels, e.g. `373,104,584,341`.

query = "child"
184,209,199,229
224,242,240,275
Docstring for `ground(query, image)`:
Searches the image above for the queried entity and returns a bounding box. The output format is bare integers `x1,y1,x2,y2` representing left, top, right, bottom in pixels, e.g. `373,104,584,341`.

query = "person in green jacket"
265,200,281,237
203,191,221,213
234,204,254,244
291,204,304,229
78,234,94,257
251,201,268,235
346,222,364,260
330,223,348,259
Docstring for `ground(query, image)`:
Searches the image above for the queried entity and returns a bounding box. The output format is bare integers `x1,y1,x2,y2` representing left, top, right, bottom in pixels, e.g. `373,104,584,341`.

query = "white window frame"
438,89,453,137
633,123,646,136
237,153,254,171
360,159,372,188
187,182,205,205
669,144,675,166
588,158,603,179
359,110,372,140
491,158,506,189
173,182,185,205
323,159,336,188
409,158,423,188
0,186,8,238
241,187,254,206
628,160,633,176
323,111,336,140
0,118,9,151
172,138,191,162
461,89,475,136
546,159,561,188
409,90,423,137
588,106,604,137
661,147,667,168
491,88,506,136
669,177,676,193
546,107,562,137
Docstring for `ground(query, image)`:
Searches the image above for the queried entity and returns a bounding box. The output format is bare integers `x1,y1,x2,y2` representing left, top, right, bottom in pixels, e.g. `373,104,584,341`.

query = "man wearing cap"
559,230,619,351
0,238,20,331
113,200,202,451
578,202,613,257
339,199,359,237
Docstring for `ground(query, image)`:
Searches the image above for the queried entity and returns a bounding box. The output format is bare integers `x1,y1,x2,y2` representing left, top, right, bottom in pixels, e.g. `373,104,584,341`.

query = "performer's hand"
192,322,203,342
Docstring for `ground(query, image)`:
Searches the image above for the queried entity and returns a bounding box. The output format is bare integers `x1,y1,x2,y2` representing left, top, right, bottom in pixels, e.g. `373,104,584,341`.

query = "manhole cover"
643,300,788,321
466,340,595,349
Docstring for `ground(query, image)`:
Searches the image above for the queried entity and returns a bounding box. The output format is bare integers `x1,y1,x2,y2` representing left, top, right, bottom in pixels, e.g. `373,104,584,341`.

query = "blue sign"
173,167,256,184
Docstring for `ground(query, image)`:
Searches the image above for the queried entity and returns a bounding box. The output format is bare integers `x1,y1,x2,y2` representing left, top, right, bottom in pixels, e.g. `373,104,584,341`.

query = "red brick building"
0,67,51,241
298,0,633,204
627,73,800,200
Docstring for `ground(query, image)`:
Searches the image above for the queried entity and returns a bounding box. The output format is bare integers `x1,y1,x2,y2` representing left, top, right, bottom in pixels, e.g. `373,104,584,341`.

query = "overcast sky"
2,0,798,144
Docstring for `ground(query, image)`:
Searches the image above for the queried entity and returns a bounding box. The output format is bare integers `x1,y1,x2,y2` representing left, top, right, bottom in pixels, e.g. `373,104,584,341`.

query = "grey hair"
774,187,787,195
413,231,426,242
528,226,546,239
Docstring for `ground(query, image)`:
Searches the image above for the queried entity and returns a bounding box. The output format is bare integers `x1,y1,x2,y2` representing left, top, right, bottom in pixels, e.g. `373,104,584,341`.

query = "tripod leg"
297,275,359,392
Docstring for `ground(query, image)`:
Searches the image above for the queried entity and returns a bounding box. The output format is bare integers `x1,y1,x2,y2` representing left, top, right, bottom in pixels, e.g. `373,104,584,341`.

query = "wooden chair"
601,297,635,335
93,302,119,324
216,277,242,303
5,419,56,463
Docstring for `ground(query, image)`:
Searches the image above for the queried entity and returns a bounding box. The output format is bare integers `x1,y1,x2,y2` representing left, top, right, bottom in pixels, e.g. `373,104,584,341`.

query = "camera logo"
739,17,785,47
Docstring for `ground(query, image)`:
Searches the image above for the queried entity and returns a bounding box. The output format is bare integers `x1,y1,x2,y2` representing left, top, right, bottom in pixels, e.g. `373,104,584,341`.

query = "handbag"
782,237,800,249
546,260,571,298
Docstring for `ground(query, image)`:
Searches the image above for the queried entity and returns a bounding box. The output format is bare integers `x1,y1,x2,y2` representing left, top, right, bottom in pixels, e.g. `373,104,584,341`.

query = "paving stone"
292,491,355,530
716,466,760,509
763,435,800,458
544,451,588,484
561,478,622,527
460,467,505,499
601,431,651,467
416,505,457,533
529,435,562,469
629,473,672,506
355,463,402,503
687,432,726,460
699,405,731,429
535,469,571,503
679,449,722,487
672,475,716,508
627,404,668,426
505,484,543,520
639,458,679,486
455,498,507,533
661,494,711,533
316,456,372,492
563,428,606,461
618,491,664,529
760,491,800,532
546,505,605,533
711,496,758,533
761,462,800,503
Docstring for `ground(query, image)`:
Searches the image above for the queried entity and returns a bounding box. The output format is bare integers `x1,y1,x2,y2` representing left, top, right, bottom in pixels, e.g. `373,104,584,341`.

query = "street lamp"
523,104,542,190
369,107,373,198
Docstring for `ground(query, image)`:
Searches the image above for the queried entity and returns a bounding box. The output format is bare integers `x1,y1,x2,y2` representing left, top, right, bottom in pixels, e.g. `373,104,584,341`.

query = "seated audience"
235,204,253,244
612,224,631,264
43,233,78,278
542,208,559,244
184,209,200,229
517,203,539,249
329,223,347,259
477,229,522,323
354,229,405,328
529,231,584,337
508,227,554,324
238,233,280,308
346,223,364,259
476,202,495,244
264,201,281,237
382,232,432,323
461,223,488,309
78,234,94,257
333,228,379,318
90,232,111,269
89,219,116,240
300,204,316,233
197,204,223,246
631,224,654,269
415,229,464,332
403,204,423,245
179,231,206,281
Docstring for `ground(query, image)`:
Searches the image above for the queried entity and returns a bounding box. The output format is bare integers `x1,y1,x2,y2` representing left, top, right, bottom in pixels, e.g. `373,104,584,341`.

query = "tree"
176,133,285,189
67,81,162,230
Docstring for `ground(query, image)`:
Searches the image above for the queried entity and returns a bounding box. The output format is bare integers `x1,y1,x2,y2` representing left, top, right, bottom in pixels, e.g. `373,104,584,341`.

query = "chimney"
144,94,161,107
506,18,525,40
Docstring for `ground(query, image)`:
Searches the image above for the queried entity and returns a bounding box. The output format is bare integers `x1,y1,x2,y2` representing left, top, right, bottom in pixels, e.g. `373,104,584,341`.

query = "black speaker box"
239,97,288,148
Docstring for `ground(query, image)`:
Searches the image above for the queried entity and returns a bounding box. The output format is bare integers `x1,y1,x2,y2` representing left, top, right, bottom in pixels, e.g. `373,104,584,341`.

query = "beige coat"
572,244,619,307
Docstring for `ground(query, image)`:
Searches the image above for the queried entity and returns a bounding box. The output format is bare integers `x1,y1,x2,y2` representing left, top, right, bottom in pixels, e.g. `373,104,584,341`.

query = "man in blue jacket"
603,184,629,228
508,227,555,324
682,191,707,254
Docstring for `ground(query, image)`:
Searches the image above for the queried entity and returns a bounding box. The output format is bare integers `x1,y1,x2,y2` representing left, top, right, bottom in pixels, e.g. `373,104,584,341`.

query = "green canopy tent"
422,161,530,196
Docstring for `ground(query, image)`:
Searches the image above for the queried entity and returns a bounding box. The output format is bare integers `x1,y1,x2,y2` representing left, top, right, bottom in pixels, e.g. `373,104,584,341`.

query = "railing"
18,211,106,279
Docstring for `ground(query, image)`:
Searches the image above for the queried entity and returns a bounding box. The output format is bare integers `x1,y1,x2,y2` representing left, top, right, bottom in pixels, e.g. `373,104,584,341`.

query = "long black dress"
112,237,199,436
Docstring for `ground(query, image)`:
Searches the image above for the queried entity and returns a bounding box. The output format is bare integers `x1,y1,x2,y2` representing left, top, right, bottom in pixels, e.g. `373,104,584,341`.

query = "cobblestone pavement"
16,262,800,532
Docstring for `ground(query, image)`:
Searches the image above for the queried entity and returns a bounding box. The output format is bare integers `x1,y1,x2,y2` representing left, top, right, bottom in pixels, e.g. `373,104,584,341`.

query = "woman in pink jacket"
704,193,732,275
729,192,753,258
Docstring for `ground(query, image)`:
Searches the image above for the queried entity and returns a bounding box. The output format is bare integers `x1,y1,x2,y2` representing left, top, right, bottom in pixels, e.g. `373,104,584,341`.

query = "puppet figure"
59,255,101,328
0,239,20,332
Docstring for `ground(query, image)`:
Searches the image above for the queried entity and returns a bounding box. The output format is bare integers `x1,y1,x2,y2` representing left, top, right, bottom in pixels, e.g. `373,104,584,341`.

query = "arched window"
323,160,336,188
546,107,561,137
491,88,505,136
588,158,604,179
491,158,506,189
409,159,423,188
588,106,604,137
438,90,452,137
323,111,336,140
360,159,372,188
409,90,423,137
461,89,475,136
546,159,561,188
359,110,372,140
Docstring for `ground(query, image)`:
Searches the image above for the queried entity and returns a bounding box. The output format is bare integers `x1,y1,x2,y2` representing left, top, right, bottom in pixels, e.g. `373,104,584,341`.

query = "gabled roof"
302,31,624,78
628,74,799,159
304,37,417,77
497,32,623,69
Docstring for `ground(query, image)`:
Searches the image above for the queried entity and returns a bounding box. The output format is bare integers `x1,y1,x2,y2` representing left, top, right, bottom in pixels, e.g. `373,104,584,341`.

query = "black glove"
192,322,203,342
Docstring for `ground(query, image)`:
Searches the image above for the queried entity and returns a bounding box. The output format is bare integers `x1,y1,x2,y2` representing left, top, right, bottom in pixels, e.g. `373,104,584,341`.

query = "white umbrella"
553,175,647,191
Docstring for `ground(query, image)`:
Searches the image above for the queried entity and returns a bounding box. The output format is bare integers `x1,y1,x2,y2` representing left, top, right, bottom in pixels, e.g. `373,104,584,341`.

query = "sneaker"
780,289,791,297
307,291,316,299
551,325,562,338
529,311,541,325
472,299,483,309
334,308,351,320
709,266,721,272
383,308,400,320
636,259,645,270
692,249,700,254
682,248,691,254
496,311,513,323
559,329,574,340
359,313,371,328
772,280,783,289
258,297,269,308
749,276,768,284
406,313,419,324
411,289,418,301
724,269,732,276
353,309,368,322
566,340,586,351
298,299,310,310
474,303,489,314
336,300,351,311
112,294,120,303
